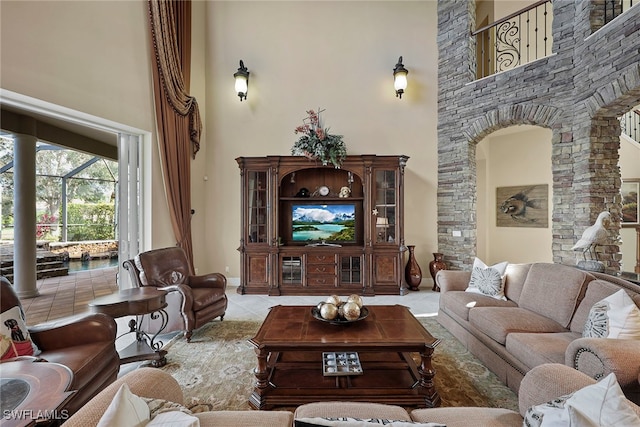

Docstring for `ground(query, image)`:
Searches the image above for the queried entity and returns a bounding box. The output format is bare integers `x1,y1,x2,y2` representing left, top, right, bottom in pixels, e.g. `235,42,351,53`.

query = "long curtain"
148,0,201,271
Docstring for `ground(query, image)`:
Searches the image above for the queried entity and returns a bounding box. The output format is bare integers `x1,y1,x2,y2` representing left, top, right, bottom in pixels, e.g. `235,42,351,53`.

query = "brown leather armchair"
0,276,120,415
123,247,228,342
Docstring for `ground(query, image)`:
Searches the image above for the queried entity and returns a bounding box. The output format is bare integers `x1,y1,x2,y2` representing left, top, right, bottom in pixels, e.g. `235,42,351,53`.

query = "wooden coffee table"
248,304,441,409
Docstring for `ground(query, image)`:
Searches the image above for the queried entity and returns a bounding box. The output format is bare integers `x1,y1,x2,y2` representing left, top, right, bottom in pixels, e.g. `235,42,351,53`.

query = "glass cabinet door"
374,170,396,244
247,171,267,243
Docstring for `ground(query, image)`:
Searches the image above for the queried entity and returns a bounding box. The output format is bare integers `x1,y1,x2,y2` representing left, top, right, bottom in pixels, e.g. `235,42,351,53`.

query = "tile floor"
21,266,441,327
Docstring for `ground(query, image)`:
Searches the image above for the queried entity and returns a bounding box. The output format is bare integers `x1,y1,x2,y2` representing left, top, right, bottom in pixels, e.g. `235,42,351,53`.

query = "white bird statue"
572,211,611,261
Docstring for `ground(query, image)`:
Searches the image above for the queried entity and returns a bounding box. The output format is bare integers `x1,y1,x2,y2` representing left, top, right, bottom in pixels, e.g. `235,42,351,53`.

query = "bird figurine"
572,211,611,261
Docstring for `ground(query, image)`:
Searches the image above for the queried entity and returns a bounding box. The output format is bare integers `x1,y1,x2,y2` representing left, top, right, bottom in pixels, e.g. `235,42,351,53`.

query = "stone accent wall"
49,240,118,260
437,0,640,270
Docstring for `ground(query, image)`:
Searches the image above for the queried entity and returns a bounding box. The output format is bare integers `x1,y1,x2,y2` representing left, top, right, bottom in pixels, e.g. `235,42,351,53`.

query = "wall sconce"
233,60,249,101
393,56,408,99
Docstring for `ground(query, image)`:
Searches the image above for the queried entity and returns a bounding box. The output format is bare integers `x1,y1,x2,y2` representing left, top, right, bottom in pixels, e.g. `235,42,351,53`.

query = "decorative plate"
318,185,330,196
311,306,369,325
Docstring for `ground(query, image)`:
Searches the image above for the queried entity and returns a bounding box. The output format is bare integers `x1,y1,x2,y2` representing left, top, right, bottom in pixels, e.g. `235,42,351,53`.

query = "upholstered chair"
123,247,228,342
0,276,120,415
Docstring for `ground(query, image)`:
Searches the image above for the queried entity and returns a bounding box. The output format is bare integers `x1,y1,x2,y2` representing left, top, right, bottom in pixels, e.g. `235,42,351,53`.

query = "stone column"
13,133,38,298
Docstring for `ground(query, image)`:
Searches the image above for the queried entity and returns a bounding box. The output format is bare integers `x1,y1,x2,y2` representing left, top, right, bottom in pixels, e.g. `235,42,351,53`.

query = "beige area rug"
152,317,519,413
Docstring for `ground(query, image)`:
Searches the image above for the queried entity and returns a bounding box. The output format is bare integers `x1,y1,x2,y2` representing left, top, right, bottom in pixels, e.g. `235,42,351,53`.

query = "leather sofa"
0,276,120,414
63,364,640,427
436,262,640,403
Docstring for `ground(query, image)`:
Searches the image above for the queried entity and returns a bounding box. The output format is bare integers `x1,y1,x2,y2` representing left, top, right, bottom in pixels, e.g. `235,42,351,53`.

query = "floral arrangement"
291,109,347,168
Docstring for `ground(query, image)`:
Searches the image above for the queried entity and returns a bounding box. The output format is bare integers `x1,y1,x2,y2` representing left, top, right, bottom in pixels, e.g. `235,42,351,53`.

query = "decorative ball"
316,302,325,311
342,302,361,321
326,295,342,306
320,303,339,320
347,294,363,308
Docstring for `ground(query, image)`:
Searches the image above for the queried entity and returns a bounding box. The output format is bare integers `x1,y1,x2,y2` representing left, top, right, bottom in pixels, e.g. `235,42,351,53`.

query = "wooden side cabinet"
237,155,409,295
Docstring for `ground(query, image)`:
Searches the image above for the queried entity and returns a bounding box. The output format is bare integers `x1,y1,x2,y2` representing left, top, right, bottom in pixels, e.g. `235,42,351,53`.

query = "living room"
1,0,640,426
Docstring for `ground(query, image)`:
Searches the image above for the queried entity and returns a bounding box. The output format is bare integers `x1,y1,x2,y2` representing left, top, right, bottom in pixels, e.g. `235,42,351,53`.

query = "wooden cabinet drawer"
307,264,336,275
307,275,337,286
307,254,337,264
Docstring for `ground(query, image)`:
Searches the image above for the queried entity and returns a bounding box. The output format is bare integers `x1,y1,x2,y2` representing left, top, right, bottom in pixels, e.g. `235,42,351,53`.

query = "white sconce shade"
233,60,249,101
393,56,408,99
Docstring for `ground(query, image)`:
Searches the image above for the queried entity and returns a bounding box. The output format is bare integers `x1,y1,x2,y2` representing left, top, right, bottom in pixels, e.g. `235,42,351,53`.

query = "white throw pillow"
97,384,150,427
465,257,509,300
583,289,640,339
523,373,640,426
147,411,200,427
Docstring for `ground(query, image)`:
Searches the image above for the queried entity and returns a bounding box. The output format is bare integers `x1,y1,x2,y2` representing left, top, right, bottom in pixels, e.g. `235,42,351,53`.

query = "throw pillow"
147,411,199,427
143,397,198,426
295,418,445,427
583,289,640,339
97,384,150,427
523,372,640,426
0,305,40,360
465,257,509,300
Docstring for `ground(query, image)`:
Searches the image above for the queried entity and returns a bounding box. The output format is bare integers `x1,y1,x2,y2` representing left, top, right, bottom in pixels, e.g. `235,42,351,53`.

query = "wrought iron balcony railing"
604,0,636,24
621,109,640,144
473,0,553,79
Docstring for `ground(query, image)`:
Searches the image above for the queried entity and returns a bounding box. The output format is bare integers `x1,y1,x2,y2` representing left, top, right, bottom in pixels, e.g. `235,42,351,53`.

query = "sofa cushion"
469,307,566,345
502,263,532,304
518,264,592,328
570,280,622,333
583,289,640,339
294,402,412,422
195,410,293,427
295,417,445,427
441,291,517,321
506,332,579,370
410,407,523,427
465,258,509,300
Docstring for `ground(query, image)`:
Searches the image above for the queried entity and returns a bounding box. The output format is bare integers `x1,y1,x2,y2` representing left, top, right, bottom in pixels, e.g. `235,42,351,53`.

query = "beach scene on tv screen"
292,204,355,242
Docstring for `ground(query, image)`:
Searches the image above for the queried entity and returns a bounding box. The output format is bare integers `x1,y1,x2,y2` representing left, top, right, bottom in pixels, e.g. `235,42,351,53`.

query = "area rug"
151,317,519,413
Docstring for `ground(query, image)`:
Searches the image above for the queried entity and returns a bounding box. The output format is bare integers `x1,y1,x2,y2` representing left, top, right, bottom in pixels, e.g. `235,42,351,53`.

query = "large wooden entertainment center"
236,155,409,296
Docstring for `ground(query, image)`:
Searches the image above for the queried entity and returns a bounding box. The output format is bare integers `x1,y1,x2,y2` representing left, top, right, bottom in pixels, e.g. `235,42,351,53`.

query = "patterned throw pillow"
523,373,640,426
583,289,640,339
0,306,39,360
465,257,509,300
295,418,445,427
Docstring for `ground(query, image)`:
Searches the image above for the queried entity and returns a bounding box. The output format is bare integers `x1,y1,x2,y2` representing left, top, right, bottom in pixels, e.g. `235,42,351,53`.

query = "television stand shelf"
236,155,409,296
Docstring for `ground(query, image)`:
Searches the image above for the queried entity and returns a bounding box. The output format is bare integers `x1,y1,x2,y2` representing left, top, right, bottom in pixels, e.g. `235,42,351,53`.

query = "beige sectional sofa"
436,262,640,403
64,364,640,426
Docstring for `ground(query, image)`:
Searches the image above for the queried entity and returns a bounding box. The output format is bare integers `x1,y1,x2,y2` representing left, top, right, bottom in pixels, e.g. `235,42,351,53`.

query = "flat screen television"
291,203,356,244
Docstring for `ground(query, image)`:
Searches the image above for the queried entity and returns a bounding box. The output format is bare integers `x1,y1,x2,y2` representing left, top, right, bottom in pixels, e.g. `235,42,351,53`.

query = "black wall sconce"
393,56,408,99
234,60,249,101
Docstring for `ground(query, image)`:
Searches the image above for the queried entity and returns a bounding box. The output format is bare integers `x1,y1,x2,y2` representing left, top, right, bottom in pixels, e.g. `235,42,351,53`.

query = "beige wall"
203,1,438,277
477,126,553,264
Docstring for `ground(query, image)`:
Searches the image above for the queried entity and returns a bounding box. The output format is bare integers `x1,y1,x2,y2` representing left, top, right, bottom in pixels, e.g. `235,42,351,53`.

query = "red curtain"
148,0,200,271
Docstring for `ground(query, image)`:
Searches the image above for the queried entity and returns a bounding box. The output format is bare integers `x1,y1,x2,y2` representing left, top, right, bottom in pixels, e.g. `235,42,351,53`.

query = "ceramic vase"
429,252,447,292
404,245,422,291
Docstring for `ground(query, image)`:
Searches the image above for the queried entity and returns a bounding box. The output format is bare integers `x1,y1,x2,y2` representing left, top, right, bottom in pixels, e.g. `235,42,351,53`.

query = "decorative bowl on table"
311,294,368,325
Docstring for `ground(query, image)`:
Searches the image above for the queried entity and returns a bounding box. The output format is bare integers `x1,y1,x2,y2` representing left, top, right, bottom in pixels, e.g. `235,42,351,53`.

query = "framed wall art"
496,184,548,228
621,179,639,226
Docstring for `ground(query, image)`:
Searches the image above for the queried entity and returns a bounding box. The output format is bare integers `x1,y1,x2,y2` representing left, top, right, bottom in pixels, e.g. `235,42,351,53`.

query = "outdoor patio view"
0,136,118,276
